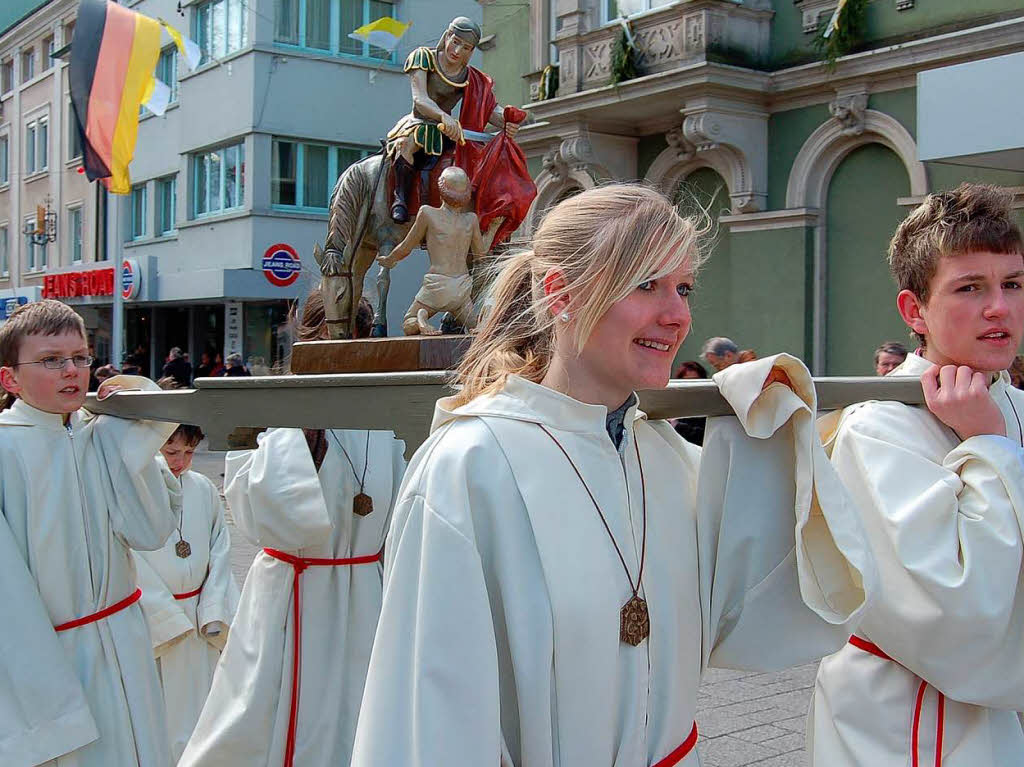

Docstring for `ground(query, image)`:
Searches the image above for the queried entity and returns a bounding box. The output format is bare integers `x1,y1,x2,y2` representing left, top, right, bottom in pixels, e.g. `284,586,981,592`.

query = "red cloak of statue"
457,69,536,244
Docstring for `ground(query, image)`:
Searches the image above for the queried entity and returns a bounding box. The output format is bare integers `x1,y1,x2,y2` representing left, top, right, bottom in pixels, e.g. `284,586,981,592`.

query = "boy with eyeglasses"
809,184,1024,766
0,299,179,766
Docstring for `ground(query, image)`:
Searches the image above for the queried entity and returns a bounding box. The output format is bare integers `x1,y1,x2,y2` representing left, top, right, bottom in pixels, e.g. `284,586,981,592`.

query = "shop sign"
0,296,28,319
224,301,243,358
121,258,141,300
42,268,115,299
262,243,301,287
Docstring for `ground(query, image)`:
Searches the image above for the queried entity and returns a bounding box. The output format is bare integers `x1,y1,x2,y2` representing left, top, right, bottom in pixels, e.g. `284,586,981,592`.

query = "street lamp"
23,197,57,246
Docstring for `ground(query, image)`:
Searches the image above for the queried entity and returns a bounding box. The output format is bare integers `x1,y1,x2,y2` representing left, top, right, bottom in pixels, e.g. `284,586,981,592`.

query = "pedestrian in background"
222,353,250,377
701,336,739,371
163,347,192,387
873,341,908,376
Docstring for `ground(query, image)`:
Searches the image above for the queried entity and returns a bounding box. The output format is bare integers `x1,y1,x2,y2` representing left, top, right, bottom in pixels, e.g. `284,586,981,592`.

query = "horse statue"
313,150,403,340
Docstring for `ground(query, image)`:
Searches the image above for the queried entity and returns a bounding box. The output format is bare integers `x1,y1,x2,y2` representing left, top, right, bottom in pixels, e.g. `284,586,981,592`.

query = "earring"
559,311,570,323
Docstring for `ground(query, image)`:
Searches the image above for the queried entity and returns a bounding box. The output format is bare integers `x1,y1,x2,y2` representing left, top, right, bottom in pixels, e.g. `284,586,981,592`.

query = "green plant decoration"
609,24,640,85
813,0,869,72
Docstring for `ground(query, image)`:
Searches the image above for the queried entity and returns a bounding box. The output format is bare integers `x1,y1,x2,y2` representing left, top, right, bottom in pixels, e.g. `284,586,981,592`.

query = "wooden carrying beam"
85,374,927,455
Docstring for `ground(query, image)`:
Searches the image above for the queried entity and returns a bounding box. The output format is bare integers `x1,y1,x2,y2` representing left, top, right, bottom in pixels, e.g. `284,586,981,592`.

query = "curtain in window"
275,0,299,44
304,144,329,207
306,0,330,51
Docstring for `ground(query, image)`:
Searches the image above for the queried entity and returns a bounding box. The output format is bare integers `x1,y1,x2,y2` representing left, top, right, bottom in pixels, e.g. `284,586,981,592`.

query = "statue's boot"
391,156,414,223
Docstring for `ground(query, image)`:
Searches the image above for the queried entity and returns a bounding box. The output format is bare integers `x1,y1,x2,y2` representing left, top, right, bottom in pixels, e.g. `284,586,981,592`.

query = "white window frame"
191,141,245,218
21,48,35,83
1,58,13,94
24,113,48,175
68,205,83,263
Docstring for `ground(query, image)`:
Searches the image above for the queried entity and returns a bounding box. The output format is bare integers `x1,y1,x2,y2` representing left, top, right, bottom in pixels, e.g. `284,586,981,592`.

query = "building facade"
0,0,482,375
483,0,1024,374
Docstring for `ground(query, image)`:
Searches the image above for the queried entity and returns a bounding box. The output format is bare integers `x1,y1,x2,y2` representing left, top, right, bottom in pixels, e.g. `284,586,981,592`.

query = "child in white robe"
179,289,407,767
0,299,178,766
351,185,877,767
135,423,240,762
809,184,1024,766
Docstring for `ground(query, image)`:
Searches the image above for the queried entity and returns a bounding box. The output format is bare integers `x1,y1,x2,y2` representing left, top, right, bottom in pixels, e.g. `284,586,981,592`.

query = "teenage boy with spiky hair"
0,299,179,766
809,184,1024,766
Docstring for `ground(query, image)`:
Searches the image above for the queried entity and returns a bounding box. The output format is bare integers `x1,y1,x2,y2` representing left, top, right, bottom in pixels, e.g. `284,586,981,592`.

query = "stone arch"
786,107,927,374
522,167,595,234
645,149,736,208
786,109,928,209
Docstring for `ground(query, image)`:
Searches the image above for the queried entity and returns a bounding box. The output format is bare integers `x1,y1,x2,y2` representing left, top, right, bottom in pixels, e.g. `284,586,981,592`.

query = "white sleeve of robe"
196,475,240,650
82,374,180,551
829,400,1024,708
135,549,194,658
223,427,332,550
0,512,99,766
351,424,509,767
692,353,876,671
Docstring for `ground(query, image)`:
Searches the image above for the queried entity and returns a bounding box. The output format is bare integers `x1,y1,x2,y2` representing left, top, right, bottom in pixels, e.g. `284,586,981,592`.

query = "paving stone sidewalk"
194,446,814,767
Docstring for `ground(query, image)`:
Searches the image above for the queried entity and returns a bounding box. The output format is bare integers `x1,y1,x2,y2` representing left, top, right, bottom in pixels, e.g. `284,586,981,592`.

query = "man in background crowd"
701,336,740,371
873,341,908,376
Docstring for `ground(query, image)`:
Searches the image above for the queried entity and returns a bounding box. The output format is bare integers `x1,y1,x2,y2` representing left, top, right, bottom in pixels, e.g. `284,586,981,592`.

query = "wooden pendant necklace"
537,424,650,646
329,430,374,516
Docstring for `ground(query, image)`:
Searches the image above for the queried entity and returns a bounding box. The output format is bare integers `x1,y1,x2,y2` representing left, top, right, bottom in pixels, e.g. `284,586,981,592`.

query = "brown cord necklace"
537,424,650,646
329,430,374,516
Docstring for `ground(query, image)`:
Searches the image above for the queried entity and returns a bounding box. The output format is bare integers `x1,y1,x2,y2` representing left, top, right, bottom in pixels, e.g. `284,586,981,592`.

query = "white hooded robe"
179,428,406,767
809,352,1024,766
135,459,240,762
351,355,876,767
0,377,178,767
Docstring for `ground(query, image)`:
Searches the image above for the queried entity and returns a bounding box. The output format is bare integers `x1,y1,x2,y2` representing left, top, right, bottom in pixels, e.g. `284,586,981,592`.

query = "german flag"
70,0,161,194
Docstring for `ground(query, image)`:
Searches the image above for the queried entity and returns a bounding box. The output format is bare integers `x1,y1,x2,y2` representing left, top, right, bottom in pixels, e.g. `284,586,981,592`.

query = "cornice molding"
719,208,820,232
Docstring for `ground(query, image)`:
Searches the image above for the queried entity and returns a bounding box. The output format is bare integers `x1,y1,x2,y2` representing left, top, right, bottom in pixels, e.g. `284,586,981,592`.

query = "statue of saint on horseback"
313,16,535,340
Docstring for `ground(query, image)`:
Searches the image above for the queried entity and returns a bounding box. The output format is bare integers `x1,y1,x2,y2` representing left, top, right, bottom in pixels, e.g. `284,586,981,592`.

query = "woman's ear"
896,289,929,339
542,269,570,319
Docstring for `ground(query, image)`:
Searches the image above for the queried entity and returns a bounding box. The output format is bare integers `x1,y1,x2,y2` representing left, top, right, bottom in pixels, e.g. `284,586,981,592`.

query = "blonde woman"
351,185,875,766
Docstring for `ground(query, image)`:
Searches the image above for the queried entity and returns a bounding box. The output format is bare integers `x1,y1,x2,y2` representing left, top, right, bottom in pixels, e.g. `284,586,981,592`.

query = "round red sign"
262,243,301,287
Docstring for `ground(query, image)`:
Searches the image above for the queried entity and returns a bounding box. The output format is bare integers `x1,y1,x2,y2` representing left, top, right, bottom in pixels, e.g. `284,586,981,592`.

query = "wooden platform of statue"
290,335,470,374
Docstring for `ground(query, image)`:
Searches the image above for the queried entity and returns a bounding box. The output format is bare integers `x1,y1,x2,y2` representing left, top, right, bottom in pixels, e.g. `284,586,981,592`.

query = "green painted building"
480,0,1024,374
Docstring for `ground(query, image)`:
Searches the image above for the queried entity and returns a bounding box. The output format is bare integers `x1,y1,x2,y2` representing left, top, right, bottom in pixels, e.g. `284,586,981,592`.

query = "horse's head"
314,243,353,339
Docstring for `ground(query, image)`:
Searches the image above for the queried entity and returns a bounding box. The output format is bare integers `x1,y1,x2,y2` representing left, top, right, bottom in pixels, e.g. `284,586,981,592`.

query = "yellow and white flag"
141,76,171,116
822,0,850,39
160,19,202,70
347,16,410,53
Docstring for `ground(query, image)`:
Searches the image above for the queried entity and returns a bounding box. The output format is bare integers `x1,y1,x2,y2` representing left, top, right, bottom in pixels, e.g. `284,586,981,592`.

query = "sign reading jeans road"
262,243,301,287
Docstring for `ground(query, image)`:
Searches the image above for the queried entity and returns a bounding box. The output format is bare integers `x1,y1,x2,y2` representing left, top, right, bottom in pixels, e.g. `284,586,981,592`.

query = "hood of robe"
431,375,645,436
818,350,1012,451
892,349,1011,392
0,374,162,429
0,397,84,429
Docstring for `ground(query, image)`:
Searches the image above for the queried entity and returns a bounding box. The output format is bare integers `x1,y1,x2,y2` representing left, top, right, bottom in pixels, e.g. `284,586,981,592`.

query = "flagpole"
109,192,124,368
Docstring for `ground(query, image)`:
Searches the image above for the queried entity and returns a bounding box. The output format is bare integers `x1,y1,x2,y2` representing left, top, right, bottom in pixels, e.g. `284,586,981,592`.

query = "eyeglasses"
13,355,94,370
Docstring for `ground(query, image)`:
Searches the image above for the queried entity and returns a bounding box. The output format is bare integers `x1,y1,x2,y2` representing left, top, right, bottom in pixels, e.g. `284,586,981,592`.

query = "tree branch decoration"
610,18,640,85
813,0,868,72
